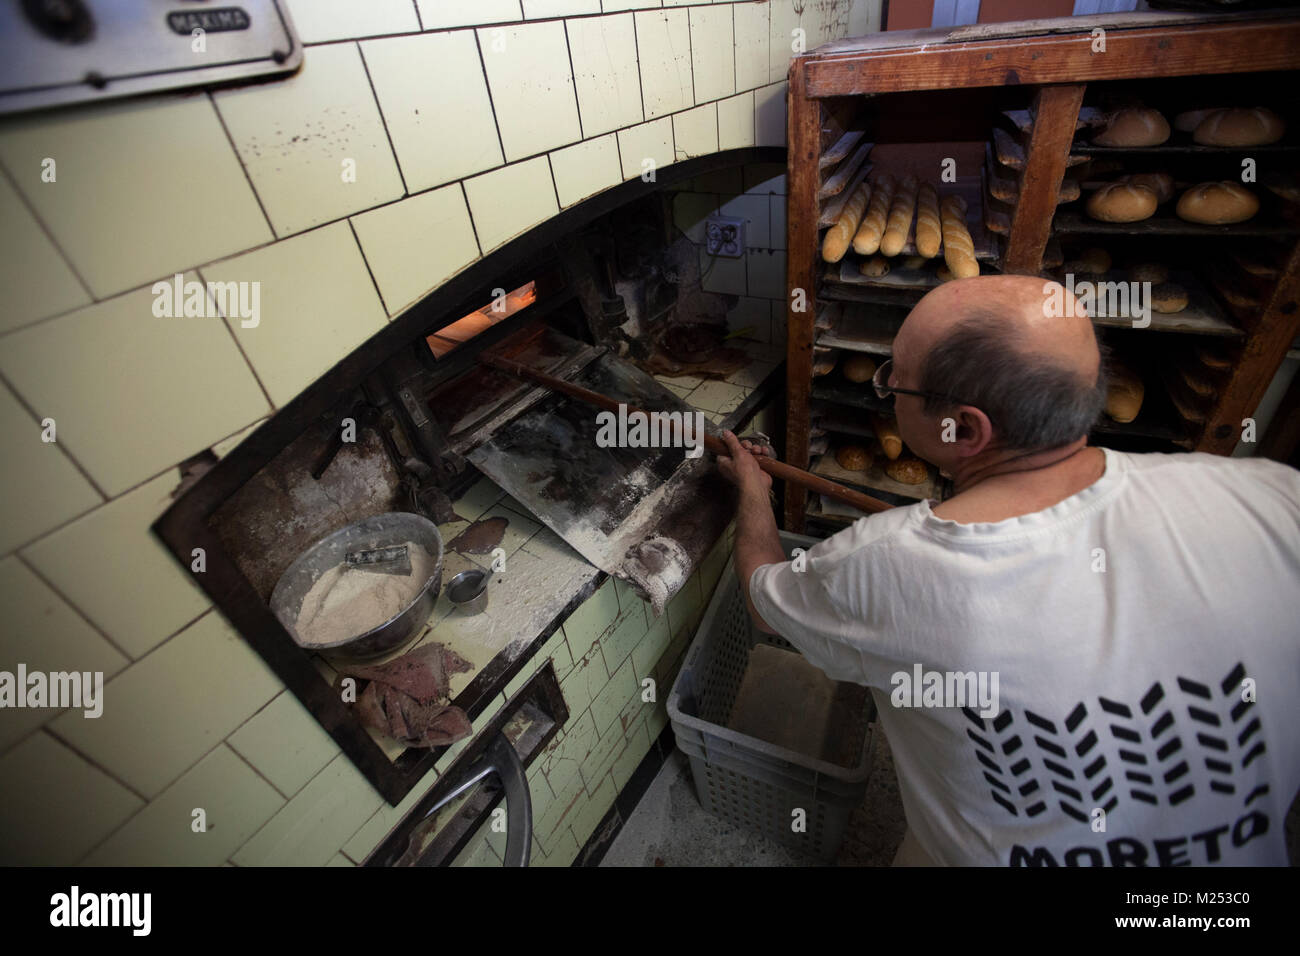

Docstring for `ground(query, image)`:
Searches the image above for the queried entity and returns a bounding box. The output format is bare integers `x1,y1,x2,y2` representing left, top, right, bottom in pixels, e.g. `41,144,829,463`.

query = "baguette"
853,173,896,256
915,183,942,259
821,181,873,263
880,176,919,257
940,195,979,279
871,414,903,460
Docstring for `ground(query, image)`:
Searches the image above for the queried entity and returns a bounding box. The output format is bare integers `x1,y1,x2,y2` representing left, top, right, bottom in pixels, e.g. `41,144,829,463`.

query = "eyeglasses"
871,359,979,409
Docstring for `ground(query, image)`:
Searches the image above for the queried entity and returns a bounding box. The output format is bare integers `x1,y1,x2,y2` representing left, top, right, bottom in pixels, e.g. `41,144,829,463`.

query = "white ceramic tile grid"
462,157,560,253
0,382,101,556
20,471,211,661
351,184,480,315
212,43,405,238
671,191,715,243
769,0,802,84
733,0,770,91
81,744,285,866
523,0,602,17
770,192,787,249
417,0,522,29
566,14,644,138
211,418,266,459
747,248,786,298
205,222,388,409
283,0,419,43
615,117,674,181
0,96,271,300
549,135,622,208
601,1,662,13
360,32,505,194
671,102,717,161
0,273,270,500
226,691,343,798
699,246,746,296
717,90,756,150
654,371,703,389
231,752,385,866
687,379,748,415
0,173,90,332
477,21,582,163
0,732,143,865
688,5,735,103
49,611,282,799
755,80,787,147
744,162,787,194
0,556,129,752
725,354,779,388
634,9,693,120
720,192,769,248
453,476,506,521
339,764,439,863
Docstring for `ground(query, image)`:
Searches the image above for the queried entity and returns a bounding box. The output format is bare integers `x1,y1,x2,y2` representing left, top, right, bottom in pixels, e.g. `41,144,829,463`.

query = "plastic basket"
667,533,875,863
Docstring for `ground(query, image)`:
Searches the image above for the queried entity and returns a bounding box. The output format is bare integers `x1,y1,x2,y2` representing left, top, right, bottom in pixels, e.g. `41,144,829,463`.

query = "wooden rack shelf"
782,11,1300,533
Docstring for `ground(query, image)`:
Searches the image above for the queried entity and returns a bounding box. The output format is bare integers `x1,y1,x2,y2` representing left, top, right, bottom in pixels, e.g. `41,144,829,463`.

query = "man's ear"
936,405,994,457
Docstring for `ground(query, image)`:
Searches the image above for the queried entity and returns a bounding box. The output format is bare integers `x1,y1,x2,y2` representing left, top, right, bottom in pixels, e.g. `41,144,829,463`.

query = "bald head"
898,275,1099,383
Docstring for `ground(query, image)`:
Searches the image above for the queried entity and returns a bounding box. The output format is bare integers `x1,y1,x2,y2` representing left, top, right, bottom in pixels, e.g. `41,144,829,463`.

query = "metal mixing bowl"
270,512,444,662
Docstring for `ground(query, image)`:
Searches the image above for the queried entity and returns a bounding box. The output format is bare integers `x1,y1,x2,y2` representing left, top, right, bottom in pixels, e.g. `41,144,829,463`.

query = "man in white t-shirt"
717,275,1300,866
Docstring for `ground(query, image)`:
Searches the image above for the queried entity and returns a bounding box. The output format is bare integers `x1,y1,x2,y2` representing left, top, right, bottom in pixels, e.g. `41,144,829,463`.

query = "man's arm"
716,431,785,634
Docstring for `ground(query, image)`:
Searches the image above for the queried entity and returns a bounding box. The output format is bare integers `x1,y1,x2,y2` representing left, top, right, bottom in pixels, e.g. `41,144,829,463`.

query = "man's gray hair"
917,311,1108,452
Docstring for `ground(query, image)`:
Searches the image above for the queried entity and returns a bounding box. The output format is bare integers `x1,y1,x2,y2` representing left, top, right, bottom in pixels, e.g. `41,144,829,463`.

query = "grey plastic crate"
667,532,875,863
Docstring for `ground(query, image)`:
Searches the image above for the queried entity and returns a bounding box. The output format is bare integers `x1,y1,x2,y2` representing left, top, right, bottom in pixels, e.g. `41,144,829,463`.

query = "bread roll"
1151,282,1188,313
821,181,872,263
1093,108,1170,147
871,414,903,460
1174,108,1217,133
812,352,838,376
1193,107,1285,147
1130,262,1169,284
1176,182,1259,224
1106,363,1144,423
1086,182,1158,222
915,184,942,259
853,174,896,256
1121,172,1175,204
902,255,928,269
836,445,872,471
842,354,877,383
1194,343,1234,370
1064,246,1112,275
885,457,928,485
880,176,919,257
940,195,979,279
860,255,890,278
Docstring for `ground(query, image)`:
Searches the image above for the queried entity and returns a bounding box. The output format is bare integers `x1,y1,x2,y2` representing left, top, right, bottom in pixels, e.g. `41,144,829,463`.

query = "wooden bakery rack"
782,11,1300,533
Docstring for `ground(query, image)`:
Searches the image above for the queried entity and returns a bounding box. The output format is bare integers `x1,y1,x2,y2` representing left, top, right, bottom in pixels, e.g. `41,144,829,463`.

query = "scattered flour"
294,541,437,646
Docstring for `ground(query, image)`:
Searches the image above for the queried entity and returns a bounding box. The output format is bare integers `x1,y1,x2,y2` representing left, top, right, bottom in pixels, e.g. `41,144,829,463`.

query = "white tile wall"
567,15,644,137
0,173,89,332
616,117,675,181
717,90,756,149
635,9,693,119
0,97,271,299
213,44,405,237
672,103,718,160
755,80,788,147
734,0,771,91
350,184,481,315
463,157,560,252
550,135,622,207
418,0,523,29
284,0,419,43
769,0,802,83
688,5,736,103
478,22,583,162
227,691,342,798
524,0,602,15
361,32,504,193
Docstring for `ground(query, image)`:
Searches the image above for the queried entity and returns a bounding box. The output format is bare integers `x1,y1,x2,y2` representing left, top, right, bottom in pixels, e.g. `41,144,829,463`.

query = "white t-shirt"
750,448,1300,866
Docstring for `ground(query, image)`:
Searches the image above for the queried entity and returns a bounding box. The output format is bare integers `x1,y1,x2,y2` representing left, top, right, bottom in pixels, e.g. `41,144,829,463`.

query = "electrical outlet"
705,216,746,258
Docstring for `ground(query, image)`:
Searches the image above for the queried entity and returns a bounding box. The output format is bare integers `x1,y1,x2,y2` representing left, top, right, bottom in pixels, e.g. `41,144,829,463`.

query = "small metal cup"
447,568,489,615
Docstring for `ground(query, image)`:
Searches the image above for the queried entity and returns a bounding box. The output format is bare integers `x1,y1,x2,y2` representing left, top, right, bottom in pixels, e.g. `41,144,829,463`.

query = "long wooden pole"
481,352,894,515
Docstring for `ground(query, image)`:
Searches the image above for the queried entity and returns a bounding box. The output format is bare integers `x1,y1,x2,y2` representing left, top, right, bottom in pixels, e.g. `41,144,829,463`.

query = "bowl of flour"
270,512,444,662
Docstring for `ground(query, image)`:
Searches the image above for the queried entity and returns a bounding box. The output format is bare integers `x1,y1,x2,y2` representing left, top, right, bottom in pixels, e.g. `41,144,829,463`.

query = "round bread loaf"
1151,282,1188,314
1086,183,1158,222
1121,172,1175,204
1175,182,1259,224
860,255,890,278
1130,262,1169,284
885,457,928,485
1064,246,1112,275
836,445,871,471
1193,107,1285,147
1094,108,1170,147
842,354,877,383
1105,364,1144,423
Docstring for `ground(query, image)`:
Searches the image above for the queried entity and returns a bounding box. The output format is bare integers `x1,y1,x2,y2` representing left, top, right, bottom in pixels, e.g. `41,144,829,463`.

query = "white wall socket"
705,216,746,258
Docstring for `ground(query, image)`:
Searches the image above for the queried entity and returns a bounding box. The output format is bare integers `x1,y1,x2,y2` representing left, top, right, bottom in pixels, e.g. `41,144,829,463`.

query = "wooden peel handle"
481,352,894,515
